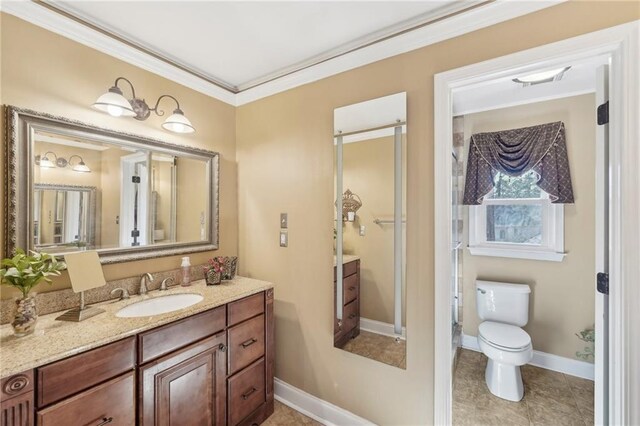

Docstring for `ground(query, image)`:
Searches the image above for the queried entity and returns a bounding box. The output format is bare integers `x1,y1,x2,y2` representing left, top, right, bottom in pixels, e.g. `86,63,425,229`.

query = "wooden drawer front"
37,337,135,407
333,260,358,281
344,299,358,332
1,370,34,403
228,293,264,326
228,314,265,375
228,358,265,426
138,305,226,364
37,372,135,426
343,273,358,306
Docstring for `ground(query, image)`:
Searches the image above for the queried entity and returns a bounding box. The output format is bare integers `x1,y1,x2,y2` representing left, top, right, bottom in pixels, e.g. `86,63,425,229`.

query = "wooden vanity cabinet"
6,289,275,426
333,259,360,348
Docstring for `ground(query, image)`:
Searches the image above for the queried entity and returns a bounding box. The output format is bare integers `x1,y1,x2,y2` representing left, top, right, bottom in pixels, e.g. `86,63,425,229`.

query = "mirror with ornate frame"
4,106,219,263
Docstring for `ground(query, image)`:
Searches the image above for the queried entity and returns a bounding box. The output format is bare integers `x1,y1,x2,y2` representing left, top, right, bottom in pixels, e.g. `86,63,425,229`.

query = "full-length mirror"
6,107,219,263
333,93,407,369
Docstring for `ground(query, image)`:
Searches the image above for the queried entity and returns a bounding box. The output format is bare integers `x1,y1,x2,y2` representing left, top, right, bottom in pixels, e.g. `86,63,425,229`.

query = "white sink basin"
116,293,204,318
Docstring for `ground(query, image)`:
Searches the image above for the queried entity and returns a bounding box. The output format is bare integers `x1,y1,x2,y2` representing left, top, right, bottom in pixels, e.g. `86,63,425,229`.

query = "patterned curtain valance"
462,121,574,205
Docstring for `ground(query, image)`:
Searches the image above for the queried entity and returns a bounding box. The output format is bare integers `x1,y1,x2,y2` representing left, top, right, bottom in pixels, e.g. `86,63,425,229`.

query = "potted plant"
203,257,225,286
0,250,66,336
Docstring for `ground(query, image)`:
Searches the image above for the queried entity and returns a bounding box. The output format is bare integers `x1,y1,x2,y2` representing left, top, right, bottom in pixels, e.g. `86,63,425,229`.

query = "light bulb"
107,105,124,117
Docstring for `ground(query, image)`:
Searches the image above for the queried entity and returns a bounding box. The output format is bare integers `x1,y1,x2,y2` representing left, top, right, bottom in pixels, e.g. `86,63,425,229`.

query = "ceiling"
452,55,609,115
50,1,474,92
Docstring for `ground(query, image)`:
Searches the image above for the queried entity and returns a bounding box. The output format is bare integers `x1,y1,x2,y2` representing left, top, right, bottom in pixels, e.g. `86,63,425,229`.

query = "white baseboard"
359,317,406,340
274,378,374,426
461,333,594,381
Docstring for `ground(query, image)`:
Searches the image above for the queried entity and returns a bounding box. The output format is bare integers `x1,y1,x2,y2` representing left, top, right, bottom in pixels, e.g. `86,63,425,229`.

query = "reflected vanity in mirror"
333,93,407,369
5,106,219,263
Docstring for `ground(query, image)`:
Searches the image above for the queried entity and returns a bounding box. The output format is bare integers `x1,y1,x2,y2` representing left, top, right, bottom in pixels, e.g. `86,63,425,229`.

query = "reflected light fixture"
36,152,91,173
513,66,571,86
92,77,195,134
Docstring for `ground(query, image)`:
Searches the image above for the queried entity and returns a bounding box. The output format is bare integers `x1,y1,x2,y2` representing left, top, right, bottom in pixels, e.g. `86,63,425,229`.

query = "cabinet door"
139,333,226,426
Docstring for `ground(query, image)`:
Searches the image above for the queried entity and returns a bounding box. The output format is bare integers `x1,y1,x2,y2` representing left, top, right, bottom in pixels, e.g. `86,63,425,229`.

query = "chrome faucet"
139,273,153,295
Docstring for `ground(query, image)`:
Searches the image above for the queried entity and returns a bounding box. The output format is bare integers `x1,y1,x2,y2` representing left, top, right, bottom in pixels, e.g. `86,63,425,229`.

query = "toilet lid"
479,321,531,349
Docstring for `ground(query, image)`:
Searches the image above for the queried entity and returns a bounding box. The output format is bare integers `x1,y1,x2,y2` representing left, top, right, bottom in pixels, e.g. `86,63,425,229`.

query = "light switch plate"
280,213,288,229
359,225,366,236
280,230,288,247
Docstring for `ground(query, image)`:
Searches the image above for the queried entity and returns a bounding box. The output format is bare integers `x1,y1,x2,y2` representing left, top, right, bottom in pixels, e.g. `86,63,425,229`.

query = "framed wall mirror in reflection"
5,106,219,263
333,93,407,369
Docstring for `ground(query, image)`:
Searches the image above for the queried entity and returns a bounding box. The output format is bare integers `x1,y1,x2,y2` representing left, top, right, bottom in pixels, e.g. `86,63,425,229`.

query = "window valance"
462,121,574,205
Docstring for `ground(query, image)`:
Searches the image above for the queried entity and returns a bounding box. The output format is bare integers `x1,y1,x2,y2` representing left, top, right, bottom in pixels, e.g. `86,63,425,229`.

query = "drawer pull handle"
348,313,357,319
218,343,227,352
97,417,113,426
348,286,356,291
241,338,258,348
242,387,257,400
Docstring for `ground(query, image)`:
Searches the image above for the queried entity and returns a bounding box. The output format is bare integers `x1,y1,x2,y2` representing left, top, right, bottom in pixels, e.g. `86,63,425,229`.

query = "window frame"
468,187,565,262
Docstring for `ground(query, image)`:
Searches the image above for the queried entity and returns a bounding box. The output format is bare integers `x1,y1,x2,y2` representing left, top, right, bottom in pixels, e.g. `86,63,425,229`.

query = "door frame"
433,21,639,425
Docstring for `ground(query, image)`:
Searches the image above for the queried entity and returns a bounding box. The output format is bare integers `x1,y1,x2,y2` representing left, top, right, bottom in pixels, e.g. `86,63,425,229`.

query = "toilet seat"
478,321,531,351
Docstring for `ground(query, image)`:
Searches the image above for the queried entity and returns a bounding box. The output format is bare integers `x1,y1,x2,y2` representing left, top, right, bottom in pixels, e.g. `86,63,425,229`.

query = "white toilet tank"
476,280,531,327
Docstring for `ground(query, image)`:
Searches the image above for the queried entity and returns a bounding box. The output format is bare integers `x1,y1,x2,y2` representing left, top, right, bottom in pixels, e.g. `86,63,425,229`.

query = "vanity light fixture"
36,152,91,173
92,77,195,134
513,66,571,86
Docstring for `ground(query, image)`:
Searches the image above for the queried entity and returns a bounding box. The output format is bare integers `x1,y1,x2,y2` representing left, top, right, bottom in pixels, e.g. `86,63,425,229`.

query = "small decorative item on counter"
222,257,238,281
0,249,66,336
203,257,225,286
181,256,191,287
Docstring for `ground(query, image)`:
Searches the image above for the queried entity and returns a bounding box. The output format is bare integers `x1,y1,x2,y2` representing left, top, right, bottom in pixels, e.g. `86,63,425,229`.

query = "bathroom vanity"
0,278,274,426
333,257,360,348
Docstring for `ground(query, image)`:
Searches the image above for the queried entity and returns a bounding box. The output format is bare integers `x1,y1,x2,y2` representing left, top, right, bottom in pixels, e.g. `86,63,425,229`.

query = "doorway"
433,22,639,426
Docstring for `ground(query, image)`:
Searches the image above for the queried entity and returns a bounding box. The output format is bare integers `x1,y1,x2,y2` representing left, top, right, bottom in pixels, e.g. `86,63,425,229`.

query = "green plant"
575,328,595,361
0,249,66,298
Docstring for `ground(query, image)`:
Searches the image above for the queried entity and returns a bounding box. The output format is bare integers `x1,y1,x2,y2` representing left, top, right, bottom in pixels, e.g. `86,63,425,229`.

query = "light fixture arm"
42,151,58,161
151,94,182,117
114,77,137,99
68,154,84,165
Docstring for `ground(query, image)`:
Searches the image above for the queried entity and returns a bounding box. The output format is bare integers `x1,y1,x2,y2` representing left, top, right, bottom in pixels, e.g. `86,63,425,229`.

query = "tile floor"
263,401,321,425
453,349,594,426
341,330,406,369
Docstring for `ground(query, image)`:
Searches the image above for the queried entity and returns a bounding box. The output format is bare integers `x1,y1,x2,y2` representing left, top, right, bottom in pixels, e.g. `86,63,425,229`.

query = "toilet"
475,280,533,402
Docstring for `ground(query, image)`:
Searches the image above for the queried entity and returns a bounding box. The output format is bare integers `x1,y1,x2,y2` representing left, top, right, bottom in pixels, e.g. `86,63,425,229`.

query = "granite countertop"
333,254,360,266
0,276,274,378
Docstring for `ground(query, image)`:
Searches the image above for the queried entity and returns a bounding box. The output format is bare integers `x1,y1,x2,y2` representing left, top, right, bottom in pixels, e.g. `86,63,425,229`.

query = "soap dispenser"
181,256,191,287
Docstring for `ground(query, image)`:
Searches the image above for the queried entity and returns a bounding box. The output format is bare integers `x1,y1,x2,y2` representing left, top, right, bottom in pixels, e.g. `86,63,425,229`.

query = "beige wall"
176,157,208,242
342,136,407,326
236,3,638,424
461,94,596,360
0,13,237,298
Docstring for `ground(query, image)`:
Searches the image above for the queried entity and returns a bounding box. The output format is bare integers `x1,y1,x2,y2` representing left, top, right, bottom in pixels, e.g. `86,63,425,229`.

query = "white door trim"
434,20,639,426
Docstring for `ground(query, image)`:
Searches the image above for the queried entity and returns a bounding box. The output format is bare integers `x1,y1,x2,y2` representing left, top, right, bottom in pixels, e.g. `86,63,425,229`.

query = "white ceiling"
452,55,609,115
53,1,468,91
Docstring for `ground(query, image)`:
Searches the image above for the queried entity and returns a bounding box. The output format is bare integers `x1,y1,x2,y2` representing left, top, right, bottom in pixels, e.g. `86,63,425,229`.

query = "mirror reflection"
31,128,211,255
333,93,407,369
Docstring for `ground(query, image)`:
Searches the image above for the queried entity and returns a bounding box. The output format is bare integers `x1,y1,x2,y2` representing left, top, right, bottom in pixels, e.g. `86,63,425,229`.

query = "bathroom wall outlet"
280,213,288,228
279,230,288,247
359,225,366,236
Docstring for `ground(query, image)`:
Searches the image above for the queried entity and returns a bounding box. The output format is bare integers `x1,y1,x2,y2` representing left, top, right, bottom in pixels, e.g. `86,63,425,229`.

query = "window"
468,171,565,261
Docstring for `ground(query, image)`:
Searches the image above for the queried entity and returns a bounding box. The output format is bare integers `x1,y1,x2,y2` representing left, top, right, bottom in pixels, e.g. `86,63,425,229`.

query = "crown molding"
0,0,238,105
1,0,565,107
236,0,566,105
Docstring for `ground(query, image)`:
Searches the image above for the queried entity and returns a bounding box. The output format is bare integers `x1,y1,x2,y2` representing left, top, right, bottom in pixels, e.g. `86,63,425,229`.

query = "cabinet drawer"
228,358,265,426
227,293,264,326
344,299,358,332
37,372,135,426
138,305,226,364
228,314,265,375
333,259,358,280
37,337,135,407
343,273,358,306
